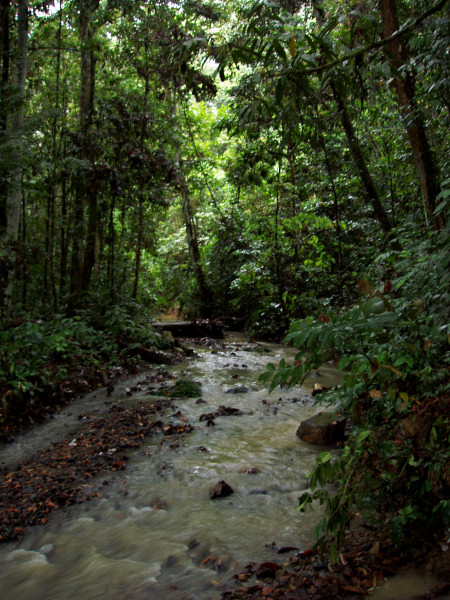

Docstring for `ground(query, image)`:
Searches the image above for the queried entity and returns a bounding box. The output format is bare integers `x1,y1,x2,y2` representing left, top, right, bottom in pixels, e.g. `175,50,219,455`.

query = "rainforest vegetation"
0,0,448,572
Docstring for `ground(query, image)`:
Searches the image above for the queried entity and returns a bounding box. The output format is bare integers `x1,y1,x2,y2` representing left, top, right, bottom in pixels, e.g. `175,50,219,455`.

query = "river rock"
39,544,56,557
239,466,259,474
255,561,282,579
296,412,346,445
225,385,249,394
199,412,216,421
210,480,234,499
216,405,243,416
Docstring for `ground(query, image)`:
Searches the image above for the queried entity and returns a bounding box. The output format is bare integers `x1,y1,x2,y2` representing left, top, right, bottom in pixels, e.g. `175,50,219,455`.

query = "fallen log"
116,338,178,365
126,346,178,365
153,319,225,339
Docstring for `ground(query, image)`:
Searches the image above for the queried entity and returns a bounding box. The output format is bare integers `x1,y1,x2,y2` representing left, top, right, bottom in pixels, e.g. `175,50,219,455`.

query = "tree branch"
299,0,449,77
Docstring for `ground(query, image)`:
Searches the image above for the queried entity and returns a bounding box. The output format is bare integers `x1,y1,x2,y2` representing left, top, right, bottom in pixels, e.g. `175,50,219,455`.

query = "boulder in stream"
209,480,234,500
225,385,249,394
296,412,346,445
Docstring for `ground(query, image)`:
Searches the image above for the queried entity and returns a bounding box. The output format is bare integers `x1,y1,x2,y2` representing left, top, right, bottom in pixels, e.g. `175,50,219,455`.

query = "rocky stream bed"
0,335,448,600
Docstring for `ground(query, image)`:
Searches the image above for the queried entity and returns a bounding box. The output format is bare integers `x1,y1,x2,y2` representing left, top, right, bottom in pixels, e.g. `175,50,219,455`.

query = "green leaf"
275,76,286,104
273,40,286,62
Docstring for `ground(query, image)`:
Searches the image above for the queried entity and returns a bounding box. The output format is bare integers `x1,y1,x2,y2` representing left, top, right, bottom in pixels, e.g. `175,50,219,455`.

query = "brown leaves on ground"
0,398,194,543
220,523,405,600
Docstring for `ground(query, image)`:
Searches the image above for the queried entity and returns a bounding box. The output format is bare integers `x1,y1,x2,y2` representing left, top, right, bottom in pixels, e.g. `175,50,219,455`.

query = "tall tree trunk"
0,0,11,232
59,175,68,297
80,185,98,292
107,189,115,301
179,169,211,317
311,0,396,244
2,0,28,313
45,0,63,310
132,62,150,301
274,157,289,329
80,41,98,292
176,102,211,318
132,195,143,300
330,81,394,237
69,0,99,304
379,0,442,228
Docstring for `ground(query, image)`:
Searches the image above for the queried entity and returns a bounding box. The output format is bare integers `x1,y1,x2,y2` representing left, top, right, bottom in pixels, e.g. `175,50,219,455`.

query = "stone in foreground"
210,480,234,499
296,412,346,445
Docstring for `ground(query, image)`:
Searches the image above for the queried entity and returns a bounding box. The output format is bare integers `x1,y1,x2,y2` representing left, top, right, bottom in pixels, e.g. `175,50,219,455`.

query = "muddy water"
0,335,342,600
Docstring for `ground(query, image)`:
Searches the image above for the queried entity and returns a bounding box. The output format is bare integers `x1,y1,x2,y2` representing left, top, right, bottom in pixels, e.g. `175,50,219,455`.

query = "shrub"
261,232,450,556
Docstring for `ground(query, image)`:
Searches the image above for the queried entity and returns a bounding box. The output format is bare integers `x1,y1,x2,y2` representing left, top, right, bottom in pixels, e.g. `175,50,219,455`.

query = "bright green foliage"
262,224,450,554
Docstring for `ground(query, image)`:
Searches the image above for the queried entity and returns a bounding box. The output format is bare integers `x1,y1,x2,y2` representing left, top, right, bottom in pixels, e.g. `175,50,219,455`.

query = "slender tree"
69,0,99,304
311,0,395,240
379,0,443,227
0,0,11,232
2,0,28,312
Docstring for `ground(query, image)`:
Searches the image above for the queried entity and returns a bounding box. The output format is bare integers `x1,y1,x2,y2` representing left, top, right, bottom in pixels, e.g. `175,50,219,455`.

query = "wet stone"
239,466,260,474
40,544,55,557
225,386,249,394
210,480,234,500
163,555,179,570
296,412,347,446
199,412,216,422
255,561,282,579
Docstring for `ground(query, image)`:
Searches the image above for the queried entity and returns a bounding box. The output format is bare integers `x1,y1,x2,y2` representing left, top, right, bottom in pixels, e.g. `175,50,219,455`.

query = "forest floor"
219,521,450,600
0,350,449,600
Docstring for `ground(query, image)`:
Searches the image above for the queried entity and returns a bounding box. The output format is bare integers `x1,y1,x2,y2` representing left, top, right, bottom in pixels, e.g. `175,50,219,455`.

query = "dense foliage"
262,224,449,556
0,0,448,560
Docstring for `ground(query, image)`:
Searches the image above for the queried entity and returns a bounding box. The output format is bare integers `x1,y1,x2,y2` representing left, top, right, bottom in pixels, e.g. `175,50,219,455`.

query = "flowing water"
0,334,441,600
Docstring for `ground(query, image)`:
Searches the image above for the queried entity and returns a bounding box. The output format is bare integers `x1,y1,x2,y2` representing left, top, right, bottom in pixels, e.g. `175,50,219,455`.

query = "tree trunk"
179,170,211,317
0,0,10,133
176,102,211,318
0,0,11,233
274,157,289,328
69,0,99,304
132,63,150,301
311,0,396,244
330,81,394,237
379,0,442,228
132,195,143,300
59,175,68,297
153,319,224,339
107,189,115,300
80,35,98,292
80,186,98,292
2,0,28,313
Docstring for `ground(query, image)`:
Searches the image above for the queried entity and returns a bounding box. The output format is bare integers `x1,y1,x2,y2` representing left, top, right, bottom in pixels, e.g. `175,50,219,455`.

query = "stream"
0,334,441,600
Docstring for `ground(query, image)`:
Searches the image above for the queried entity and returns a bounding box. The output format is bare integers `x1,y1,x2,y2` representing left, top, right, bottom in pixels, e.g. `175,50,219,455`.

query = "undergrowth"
0,302,168,432
261,224,450,559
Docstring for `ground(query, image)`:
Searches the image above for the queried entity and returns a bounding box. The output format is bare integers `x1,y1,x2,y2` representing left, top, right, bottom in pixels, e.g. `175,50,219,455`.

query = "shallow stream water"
0,334,443,600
